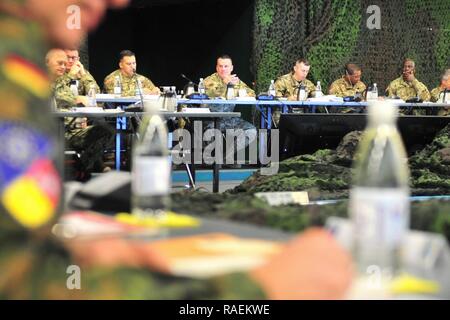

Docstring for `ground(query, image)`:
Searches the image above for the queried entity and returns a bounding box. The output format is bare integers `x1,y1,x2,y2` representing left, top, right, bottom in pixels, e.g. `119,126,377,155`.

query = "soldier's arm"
103,75,114,94
328,81,344,97
204,77,222,98
79,70,100,95
141,76,160,95
238,80,255,97
386,82,396,98
430,87,441,102
412,79,431,101
274,78,286,97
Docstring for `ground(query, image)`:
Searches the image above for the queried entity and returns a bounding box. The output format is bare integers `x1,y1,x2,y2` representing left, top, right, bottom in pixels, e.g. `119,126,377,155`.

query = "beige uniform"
274,73,315,99
104,69,160,96
204,72,255,98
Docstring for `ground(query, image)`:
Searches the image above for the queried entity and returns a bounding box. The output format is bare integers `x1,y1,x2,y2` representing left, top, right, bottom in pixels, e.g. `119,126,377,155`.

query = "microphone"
181,73,198,86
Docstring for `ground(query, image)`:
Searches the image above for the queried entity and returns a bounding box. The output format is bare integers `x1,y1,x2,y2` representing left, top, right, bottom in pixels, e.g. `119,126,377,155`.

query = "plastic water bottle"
131,100,171,218
87,84,97,107
349,100,410,276
268,79,276,97
198,78,205,95
114,76,121,97
367,83,378,101
314,81,323,98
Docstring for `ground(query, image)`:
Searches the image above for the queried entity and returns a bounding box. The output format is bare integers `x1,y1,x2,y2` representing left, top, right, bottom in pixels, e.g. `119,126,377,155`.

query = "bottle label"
349,187,409,249
132,157,171,195
114,86,121,95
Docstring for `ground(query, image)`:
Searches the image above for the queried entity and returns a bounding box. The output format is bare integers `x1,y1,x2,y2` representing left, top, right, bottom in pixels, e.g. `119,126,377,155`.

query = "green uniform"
386,76,430,115
430,86,449,116
328,76,366,113
104,69,158,96
65,70,99,96
274,73,315,99
204,72,255,98
203,73,257,156
0,7,266,299
52,75,114,174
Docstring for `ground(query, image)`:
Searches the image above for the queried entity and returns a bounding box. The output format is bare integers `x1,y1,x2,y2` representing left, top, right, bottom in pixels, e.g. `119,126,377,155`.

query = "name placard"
255,191,309,206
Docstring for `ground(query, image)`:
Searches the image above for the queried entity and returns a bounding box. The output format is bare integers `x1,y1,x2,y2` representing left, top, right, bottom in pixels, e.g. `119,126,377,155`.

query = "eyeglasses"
67,56,80,61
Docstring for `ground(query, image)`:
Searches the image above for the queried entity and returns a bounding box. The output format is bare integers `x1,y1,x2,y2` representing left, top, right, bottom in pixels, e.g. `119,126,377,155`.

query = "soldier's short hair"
403,58,415,68
217,54,233,62
345,63,361,75
119,50,135,61
295,58,310,67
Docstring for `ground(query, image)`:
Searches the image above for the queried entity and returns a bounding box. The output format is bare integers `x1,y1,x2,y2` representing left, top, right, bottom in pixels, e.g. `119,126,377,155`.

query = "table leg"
213,117,220,193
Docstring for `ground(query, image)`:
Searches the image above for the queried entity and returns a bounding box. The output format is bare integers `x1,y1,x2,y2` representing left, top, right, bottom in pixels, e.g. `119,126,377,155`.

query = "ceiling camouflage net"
252,0,450,94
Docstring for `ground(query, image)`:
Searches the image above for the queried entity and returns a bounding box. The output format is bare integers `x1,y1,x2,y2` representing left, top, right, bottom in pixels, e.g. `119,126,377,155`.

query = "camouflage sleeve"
78,70,100,95
386,81,396,97
103,74,114,94
274,78,288,97
236,80,255,97
204,76,225,98
141,76,160,94
430,87,442,102
412,79,431,101
54,82,77,109
328,80,344,96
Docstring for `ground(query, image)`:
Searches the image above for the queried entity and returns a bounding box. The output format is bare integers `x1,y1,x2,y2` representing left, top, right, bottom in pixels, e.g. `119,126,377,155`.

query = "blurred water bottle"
226,83,235,100
198,78,205,95
349,100,410,276
268,79,276,97
70,80,79,97
87,84,97,107
367,83,378,101
131,100,171,218
314,81,323,98
114,76,121,97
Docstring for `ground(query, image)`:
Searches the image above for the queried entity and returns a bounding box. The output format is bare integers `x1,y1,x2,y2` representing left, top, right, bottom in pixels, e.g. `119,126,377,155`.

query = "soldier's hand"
69,61,86,78
250,227,354,299
403,71,415,82
224,74,239,85
76,96,89,106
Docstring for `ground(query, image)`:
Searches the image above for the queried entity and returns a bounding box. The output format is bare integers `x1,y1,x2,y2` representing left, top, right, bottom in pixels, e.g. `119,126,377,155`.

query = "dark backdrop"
88,0,255,93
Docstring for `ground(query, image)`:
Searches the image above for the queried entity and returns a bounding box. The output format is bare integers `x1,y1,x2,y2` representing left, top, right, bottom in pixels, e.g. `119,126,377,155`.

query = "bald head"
46,49,67,79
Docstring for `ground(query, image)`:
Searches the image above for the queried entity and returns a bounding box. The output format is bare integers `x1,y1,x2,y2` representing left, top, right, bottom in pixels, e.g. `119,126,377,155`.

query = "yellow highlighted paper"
390,273,440,295
115,211,200,228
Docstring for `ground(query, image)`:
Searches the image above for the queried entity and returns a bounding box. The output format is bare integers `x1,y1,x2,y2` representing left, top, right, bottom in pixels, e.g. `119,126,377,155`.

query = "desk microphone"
132,69,145,110
181,73,198,86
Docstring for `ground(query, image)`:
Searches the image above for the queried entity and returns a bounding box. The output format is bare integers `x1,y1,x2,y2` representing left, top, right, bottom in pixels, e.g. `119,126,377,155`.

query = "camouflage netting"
171,124,450,242
252,0,450,94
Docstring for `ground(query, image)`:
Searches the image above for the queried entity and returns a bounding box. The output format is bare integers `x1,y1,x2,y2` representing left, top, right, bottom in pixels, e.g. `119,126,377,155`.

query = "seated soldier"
47,49,114,179
104,50,160,96
430,69,450,116
64,48,100,95
386,58,431,115
328,63,366,113
203,54,257,165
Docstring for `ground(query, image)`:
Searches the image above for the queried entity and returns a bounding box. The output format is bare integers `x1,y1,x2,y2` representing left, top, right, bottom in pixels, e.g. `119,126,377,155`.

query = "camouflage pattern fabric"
386,76,431,115
204,72,255,98
0,12,64,236
103,69,159,96
430,86,449,116
51,75,114,173
64,69,100,96
274,73,315,99
203,73,257,155
328,77,366,98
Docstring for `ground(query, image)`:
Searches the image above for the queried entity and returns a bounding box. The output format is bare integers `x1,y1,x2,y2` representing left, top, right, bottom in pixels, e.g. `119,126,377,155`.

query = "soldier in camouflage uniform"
328,63,366,113
273,59,317,124
104,50,160,96
64,49,100,95
47,49,114,177
386,59,431,115
0,0,352,300
430,69,450,116
203,55,257,162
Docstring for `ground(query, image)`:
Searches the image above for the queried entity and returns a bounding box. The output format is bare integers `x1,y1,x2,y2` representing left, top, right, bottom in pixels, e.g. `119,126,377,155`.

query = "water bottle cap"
368,100,398,125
